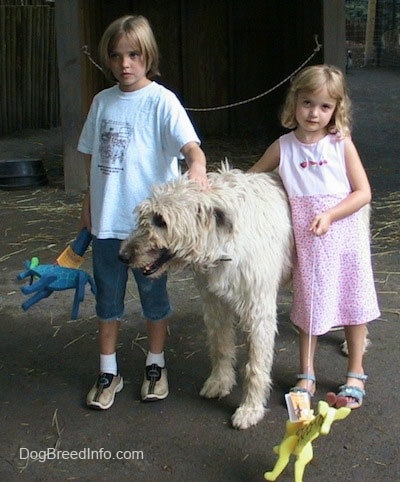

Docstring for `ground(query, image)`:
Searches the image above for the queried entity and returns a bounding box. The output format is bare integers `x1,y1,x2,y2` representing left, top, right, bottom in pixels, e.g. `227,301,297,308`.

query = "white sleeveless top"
278,131,350,198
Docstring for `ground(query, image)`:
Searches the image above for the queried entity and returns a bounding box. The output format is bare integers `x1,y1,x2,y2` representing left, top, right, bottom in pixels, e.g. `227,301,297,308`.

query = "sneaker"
141,364,169,401
86,373,123,410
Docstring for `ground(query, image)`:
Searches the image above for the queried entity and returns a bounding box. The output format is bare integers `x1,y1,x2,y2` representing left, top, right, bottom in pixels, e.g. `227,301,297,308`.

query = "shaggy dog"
119,168,293,429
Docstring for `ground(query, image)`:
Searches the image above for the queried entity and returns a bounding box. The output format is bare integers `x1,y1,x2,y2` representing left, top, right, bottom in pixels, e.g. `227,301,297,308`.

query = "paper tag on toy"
285,392,314,422
56,246,84,269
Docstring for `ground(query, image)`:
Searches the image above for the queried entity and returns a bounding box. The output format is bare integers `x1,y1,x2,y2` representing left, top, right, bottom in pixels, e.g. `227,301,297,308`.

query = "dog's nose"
118,251,130,264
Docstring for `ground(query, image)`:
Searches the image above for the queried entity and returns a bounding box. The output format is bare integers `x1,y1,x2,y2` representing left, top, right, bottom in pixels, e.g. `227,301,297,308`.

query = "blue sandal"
336,372,367,409
290,374,316,398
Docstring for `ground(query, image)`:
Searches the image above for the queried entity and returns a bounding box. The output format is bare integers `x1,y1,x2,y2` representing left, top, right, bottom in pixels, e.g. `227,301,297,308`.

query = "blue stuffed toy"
17,257,96,320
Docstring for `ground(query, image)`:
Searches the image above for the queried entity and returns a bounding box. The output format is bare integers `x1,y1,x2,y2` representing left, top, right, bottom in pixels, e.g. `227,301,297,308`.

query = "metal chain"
81,34,322,113
186,35,322,112
81,45,105,73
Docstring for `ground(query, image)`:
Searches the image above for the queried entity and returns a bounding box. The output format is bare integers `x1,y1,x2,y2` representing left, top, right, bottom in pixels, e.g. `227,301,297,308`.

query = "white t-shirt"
78,82,200,239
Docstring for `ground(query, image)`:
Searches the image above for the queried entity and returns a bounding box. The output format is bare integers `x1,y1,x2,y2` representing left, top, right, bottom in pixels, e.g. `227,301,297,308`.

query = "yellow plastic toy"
264,398,351,482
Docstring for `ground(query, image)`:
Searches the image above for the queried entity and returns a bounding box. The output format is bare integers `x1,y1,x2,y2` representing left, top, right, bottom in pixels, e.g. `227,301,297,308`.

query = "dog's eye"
153,213,167,228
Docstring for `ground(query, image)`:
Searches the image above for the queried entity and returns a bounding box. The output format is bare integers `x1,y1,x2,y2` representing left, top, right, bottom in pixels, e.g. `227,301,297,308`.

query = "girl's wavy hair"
280,64,352,137
98,15,160,83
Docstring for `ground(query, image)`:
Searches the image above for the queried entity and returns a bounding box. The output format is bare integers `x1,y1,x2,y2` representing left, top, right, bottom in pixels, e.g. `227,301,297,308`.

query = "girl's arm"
247,139,280,173
181,141,209,187
310,137,372,236
79,154,92,231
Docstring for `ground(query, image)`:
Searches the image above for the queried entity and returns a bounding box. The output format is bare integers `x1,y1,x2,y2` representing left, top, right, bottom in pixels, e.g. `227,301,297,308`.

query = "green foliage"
346,0,369,21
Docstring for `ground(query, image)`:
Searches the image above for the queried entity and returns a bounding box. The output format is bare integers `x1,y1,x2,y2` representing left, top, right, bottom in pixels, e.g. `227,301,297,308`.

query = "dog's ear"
214,207,233,233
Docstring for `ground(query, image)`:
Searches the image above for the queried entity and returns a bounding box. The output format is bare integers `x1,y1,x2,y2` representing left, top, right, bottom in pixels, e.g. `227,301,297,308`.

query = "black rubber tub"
0,158,48,190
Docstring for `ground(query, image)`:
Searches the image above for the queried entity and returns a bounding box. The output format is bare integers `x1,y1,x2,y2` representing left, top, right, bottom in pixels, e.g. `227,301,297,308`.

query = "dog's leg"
341,327,371,355
231,309,277,429
199,292,237,399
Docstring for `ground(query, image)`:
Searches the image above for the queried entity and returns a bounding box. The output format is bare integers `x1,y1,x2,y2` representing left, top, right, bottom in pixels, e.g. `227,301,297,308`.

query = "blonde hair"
280,64,352,137
98,15,160,83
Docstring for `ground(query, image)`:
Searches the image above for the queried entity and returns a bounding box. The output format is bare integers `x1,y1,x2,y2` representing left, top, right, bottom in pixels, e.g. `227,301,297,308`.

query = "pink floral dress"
279,132,380,335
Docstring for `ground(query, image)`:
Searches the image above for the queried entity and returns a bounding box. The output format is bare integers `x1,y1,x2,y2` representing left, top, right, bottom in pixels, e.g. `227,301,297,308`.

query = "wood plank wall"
0,4,59,135
78,0,324,138
1,1,326,137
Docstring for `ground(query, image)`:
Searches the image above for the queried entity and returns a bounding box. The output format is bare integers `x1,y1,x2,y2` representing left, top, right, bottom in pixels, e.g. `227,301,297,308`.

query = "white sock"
100,353,118,376
146,351,165,368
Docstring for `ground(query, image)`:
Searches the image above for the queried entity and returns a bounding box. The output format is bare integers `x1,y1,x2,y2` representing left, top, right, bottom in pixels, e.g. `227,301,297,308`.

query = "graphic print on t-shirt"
99,120,133,174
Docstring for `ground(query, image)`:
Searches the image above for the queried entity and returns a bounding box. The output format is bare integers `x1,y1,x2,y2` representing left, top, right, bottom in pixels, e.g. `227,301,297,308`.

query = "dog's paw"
231,405,265,429
200,376,234,399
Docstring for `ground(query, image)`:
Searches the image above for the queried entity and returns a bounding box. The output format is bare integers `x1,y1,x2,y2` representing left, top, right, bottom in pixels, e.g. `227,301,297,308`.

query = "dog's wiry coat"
120,167,294,429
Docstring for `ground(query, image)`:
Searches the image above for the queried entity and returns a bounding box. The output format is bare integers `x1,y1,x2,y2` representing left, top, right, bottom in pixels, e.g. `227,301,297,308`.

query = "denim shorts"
92,237,172,322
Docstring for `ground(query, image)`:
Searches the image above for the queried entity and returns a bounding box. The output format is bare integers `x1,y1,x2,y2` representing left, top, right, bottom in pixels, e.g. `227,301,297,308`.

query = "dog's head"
119,176,234,276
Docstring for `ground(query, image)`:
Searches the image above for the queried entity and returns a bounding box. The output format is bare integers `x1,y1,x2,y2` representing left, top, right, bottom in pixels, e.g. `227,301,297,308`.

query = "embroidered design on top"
300,159,328,169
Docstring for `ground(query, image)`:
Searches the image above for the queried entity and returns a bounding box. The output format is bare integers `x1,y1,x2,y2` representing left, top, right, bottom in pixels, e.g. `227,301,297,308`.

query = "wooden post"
55,0,86,193
323,0,346,70
364,0,377,66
